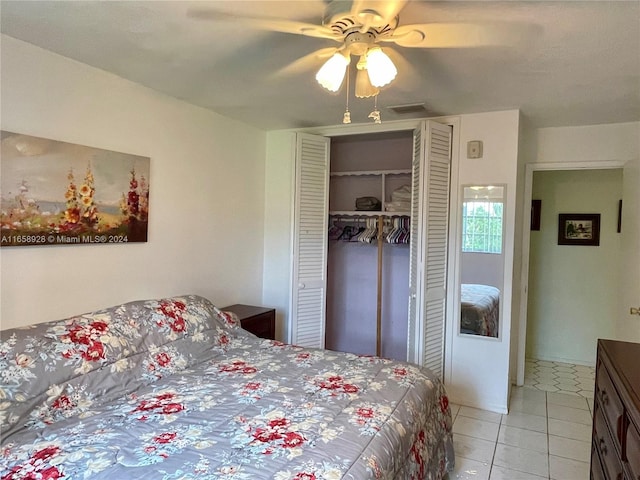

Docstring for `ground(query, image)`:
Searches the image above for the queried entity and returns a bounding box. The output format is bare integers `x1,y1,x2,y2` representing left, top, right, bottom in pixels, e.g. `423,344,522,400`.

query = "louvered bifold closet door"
290,133,330,348
421,122,452,378
407,121,452,378
407,127,423,364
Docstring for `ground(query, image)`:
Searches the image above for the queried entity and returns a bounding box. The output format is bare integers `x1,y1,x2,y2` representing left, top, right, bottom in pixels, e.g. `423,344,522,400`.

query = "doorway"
516,161,625,386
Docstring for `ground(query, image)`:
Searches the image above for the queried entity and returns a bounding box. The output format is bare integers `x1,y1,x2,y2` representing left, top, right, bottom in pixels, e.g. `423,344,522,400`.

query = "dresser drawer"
596,361,625,444
592,340,640,480
626,420,640,480
594,405,624,480
591,446,606,480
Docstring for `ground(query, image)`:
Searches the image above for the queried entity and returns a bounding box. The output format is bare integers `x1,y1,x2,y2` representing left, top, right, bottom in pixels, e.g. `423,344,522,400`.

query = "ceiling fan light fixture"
316,52,350,92
355,68,379,98
365,47,397,87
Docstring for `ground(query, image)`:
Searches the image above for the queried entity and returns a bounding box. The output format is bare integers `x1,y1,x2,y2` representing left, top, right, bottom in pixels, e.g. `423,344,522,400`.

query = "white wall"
262,131,296,340
619,135,640,341
531,123,640,342
446,110,520,413
460,252,503,288
527,169,622,365
0,35,267,329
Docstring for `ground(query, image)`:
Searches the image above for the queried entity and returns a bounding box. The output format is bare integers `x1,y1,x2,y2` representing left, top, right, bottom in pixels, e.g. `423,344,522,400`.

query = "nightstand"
222,304,276,340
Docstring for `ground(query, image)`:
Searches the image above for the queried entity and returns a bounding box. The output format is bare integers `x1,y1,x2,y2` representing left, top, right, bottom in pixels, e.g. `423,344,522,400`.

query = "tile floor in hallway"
523,358,595,397
447,360,595,480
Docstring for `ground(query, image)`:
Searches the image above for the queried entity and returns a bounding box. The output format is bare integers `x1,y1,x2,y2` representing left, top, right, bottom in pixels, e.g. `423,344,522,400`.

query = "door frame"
515,160,626,385
306,116,460,371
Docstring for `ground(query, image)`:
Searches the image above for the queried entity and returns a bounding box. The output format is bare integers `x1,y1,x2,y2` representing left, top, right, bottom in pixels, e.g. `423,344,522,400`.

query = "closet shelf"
330,169,411,177
329,211,410,217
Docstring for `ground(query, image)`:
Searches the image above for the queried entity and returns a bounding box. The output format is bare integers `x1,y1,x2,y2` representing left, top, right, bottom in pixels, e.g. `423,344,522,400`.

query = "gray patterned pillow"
0,295,238,440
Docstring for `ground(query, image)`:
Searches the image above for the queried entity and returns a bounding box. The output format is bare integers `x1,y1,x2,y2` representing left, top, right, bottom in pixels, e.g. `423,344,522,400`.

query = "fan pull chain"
343,66,351,124
369,94,381,124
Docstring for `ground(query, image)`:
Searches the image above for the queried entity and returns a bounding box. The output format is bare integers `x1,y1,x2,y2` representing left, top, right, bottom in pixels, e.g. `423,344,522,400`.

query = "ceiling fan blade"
351,0,408,26
382,22,533,48
270,47,339,79
187,9,339,41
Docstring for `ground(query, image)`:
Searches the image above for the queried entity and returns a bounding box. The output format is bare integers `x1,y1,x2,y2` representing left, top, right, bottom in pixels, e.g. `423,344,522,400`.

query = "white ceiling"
1,1,639,131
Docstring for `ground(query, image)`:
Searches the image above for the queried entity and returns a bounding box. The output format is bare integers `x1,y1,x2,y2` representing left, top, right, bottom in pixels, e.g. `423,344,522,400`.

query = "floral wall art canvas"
1,131,150,247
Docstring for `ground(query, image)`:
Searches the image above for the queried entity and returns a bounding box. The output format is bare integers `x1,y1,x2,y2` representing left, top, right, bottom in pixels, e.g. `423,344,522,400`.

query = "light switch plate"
467,140,483,159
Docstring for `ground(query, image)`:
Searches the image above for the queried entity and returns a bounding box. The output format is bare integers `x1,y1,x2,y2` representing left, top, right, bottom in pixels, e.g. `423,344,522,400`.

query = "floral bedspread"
0,295,453,479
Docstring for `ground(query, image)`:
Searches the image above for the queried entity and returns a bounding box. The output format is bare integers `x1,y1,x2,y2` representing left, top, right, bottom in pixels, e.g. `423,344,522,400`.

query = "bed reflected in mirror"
459,185,505,338
460,283,500,337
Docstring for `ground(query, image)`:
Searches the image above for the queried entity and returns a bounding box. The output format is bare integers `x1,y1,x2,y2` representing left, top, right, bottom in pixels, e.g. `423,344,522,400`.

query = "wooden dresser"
222,304,276,340
591,339,640,480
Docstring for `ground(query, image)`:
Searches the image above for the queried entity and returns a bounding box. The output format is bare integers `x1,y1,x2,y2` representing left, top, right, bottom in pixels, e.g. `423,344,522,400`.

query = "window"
462,186,504,254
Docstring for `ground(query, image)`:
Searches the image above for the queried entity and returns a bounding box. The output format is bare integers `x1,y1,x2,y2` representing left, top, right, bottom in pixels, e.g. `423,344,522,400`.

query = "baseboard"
451,395,508,415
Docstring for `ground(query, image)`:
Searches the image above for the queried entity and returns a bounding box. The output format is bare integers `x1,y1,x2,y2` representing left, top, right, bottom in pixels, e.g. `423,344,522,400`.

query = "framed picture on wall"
557,213,600,246
1,131,150,247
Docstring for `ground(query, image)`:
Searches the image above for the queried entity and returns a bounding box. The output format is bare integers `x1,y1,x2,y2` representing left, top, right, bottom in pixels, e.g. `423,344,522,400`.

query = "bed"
0,295,454,479
460,284,500,337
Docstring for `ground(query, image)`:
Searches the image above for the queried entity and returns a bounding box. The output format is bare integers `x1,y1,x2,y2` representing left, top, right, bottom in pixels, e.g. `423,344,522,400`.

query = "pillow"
0,295,235,440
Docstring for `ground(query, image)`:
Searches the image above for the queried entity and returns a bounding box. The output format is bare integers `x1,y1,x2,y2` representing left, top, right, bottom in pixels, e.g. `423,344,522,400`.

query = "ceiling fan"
189,0,524,121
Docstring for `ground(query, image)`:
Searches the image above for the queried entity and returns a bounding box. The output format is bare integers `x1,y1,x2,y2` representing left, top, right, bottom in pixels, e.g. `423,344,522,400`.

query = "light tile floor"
523,358,595,397
447,360,595,480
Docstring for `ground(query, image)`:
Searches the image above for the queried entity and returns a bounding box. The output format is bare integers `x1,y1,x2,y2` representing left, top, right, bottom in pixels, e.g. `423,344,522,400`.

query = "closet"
326,131,413,361
289,120,452,377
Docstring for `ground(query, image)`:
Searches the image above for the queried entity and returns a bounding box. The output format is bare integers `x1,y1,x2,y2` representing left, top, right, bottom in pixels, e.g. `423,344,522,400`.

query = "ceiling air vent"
387,103,428,115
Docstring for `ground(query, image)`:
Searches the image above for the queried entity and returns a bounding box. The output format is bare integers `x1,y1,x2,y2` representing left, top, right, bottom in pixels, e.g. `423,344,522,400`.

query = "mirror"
459,185,505,338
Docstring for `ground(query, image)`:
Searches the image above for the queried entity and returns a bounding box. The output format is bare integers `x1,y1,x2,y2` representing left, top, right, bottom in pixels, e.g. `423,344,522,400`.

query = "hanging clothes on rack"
328,218,356,241
330,215,411,244
348,218,365,242
385,216,410,244
328,221,343,240
356,217,378,243
329,216,377,243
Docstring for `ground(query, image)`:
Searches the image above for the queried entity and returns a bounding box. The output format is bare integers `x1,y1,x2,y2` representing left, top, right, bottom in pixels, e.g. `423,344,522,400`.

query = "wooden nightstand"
222,304,276,340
